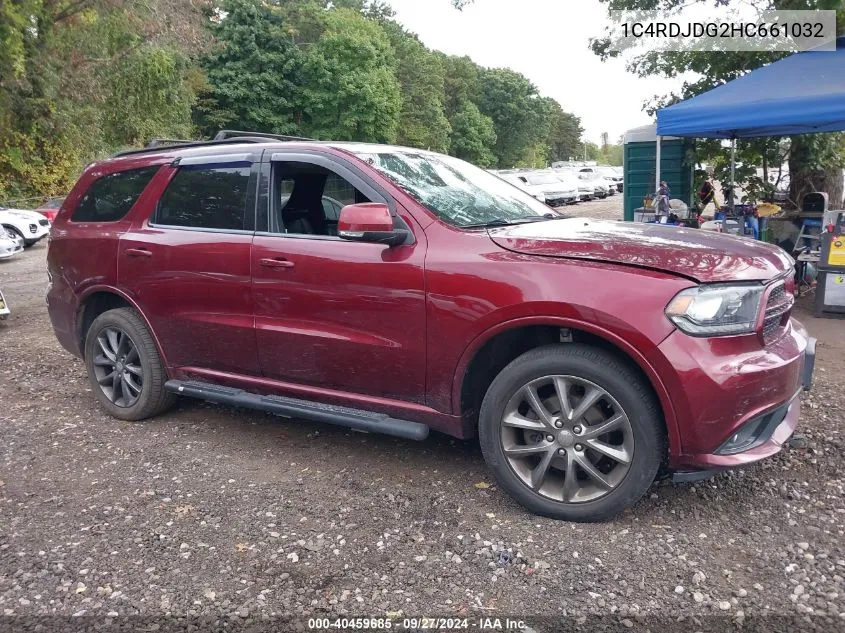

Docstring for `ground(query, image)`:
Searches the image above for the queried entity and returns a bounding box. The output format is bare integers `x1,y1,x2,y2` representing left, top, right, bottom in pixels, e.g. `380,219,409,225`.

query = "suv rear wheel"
84,308,175,421
478,344,663,522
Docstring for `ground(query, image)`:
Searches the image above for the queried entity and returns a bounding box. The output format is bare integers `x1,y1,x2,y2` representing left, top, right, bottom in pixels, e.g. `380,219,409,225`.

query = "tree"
0,0,210,200
440,54,482,119
299,8,402,142
449,101,496,166
544,99,584,163
194,0,303,136
381,23,451,152
104,47,196,147
478,68,545,167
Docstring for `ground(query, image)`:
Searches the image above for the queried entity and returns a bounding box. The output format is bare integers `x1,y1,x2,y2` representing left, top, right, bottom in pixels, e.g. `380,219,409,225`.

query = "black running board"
165,380,430,441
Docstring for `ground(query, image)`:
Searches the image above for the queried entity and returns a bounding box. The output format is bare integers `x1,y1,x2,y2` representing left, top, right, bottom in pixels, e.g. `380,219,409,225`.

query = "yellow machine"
815,212,845,318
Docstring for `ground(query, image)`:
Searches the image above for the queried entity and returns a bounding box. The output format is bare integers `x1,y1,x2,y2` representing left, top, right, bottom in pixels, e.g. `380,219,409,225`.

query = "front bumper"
651,318,814,472
0,238,24,258
26,226,50,243
546,193,578,207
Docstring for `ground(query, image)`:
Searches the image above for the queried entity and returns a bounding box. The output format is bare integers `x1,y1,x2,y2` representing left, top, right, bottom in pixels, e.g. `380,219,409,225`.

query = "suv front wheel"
84,307,175,421
479,344,664,522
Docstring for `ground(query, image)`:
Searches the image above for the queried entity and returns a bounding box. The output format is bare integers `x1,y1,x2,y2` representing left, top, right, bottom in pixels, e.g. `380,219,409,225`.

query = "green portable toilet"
623,124,695,221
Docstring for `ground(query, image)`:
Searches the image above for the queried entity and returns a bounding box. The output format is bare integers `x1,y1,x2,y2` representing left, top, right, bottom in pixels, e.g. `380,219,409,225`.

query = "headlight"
665,284,764,336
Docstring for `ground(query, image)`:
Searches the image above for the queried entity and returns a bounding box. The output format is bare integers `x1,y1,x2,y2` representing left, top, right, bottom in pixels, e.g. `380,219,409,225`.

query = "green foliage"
441,55,482,119
300,8,402,142
194,0,302,136
0,0,37,80
0,0,210,201
449,101,497,166
544,99,585,163
104,47,196,147
478,68,546,168
0,0,587,199
381,23,450,151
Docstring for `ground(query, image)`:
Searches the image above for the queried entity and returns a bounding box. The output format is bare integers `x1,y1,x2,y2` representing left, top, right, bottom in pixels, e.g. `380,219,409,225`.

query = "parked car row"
0,197,61,259
490,166,620,208
552,163,624,193
495,170,578,207
0,206,52,249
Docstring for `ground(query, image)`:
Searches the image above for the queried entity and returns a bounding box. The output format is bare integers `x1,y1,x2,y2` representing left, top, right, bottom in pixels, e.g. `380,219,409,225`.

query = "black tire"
478,343,664,522
84,307,175,421
3,226,24,244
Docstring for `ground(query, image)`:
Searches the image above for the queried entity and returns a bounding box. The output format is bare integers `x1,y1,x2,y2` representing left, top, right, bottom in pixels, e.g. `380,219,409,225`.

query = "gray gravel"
1,202,844,630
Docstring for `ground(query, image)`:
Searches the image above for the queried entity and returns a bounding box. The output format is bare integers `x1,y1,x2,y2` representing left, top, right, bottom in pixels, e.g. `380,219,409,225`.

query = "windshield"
353,150,552,227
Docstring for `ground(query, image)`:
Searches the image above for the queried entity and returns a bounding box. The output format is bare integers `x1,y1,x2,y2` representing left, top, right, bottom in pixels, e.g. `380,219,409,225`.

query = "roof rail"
146,138,198,149
111,130,317,158
213,129,316,142
112,139,258,158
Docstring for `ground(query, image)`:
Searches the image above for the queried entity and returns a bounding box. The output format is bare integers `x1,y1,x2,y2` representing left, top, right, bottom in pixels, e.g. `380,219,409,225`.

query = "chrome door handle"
260,257,295,269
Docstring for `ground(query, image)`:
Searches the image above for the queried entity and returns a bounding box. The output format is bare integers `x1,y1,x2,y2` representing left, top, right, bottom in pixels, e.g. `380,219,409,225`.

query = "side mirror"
338,203,408,247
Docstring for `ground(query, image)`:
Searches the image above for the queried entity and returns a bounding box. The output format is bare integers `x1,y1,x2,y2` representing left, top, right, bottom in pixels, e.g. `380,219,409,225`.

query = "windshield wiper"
462,214,556,229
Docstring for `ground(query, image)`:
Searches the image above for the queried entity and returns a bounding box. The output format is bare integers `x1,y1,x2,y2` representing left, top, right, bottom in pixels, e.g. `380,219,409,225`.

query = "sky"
384,0,687,145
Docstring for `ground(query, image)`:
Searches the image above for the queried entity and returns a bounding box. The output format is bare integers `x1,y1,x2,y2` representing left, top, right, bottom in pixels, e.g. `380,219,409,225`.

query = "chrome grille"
762,280,793,343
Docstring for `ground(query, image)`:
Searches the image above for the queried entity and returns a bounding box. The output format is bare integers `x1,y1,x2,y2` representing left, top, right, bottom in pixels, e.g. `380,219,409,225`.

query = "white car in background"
494,171,548,202
0,228,24,260
577,173,609,199
555,169,597,201
551,170,582,204
518,171,578,207
0,206,51,247
580,166,623,193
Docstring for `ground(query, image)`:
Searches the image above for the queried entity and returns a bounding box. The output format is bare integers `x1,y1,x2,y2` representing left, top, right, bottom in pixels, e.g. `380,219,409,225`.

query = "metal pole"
730,137,736,208
655,135,661,193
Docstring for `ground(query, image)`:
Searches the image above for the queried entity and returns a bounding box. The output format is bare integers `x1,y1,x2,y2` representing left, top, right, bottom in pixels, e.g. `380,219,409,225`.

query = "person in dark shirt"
698,178,716,214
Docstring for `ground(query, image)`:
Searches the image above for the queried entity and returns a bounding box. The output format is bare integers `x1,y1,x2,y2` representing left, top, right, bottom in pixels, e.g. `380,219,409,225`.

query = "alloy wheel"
500,375,634,504
92,327,143,407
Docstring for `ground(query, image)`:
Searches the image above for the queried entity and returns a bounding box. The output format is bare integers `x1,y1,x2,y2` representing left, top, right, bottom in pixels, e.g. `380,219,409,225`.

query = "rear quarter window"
72,166,160,222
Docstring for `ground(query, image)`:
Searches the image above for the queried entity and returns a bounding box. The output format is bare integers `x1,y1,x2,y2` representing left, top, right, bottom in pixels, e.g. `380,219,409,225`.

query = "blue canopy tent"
654,36,845,205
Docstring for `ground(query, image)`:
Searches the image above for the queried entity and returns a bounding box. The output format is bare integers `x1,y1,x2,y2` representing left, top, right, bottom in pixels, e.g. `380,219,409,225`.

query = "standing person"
698,177,716,215
655,180,671,218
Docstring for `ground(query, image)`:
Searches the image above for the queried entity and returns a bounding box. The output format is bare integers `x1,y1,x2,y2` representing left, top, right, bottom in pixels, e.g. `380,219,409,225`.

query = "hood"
488,218,792,283
0,207,41,220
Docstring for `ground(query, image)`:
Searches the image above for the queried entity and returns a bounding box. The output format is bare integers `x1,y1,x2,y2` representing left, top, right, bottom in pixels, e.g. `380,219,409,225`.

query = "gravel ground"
1,200,844,631
565,193,624,222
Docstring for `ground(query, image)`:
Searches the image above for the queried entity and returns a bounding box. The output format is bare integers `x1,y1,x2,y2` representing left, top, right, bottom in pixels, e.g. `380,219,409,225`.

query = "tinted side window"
155,165,251,231
72,166,159,222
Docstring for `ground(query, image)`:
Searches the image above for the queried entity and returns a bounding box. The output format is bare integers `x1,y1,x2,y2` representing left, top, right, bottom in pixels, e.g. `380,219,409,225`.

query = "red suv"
47,132,815,521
